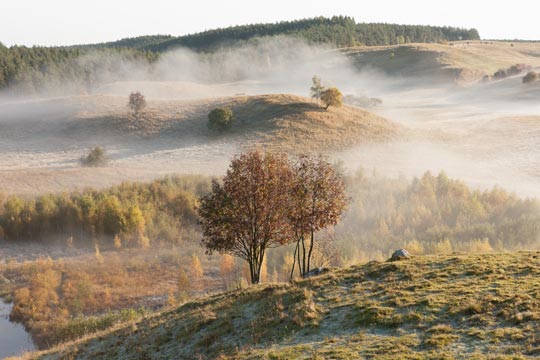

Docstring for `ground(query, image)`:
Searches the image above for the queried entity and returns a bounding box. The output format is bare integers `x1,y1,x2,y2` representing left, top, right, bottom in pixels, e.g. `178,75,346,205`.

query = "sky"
2,0,540,46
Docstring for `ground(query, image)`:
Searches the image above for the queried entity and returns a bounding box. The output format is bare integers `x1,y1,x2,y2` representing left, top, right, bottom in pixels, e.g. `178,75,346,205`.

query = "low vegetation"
128,91,147,118
1,247,212,348
80,146,107,167
27,252,540,359
492,63,531,81
207,107,234,132
523,71,539,84
343,94,383,108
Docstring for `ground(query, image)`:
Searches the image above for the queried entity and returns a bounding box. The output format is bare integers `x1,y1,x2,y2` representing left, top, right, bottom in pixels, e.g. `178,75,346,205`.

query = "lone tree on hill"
288,156,348,278
321,87,343,110
310,75,325,104
207,107,235,132
198,150,294,284
128,91,147,117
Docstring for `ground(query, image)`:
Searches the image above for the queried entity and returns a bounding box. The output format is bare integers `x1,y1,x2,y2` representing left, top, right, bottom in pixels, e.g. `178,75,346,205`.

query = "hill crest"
26,252,540,359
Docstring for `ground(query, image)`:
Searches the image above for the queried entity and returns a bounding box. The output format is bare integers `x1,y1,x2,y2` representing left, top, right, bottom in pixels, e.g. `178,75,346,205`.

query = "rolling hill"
345,41,540,83
0,93,399,194
22,252,540,359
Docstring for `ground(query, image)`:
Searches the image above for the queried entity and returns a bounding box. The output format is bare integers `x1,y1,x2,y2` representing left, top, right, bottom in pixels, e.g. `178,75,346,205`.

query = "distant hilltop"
77,16,481,51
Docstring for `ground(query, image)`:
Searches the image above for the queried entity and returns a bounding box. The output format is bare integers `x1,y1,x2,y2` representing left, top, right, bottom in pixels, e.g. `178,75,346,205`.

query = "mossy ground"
22,252,540,359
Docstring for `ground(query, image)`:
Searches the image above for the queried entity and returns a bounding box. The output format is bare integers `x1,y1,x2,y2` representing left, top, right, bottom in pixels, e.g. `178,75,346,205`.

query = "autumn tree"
310,75,325,104
288,156,348,278
320,87,343,110
198,150,294,284
128,91,147,118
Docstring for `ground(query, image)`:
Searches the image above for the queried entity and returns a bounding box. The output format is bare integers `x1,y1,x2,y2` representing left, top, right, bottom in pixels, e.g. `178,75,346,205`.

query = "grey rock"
303,267,329,279
388,249,411,262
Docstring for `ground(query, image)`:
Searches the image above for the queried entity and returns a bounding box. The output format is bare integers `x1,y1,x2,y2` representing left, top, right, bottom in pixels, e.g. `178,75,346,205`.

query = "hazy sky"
2,0,540,46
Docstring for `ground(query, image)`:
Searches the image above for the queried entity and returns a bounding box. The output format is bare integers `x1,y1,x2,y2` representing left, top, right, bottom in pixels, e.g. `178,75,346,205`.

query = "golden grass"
74,93,400,153
344,40,540,83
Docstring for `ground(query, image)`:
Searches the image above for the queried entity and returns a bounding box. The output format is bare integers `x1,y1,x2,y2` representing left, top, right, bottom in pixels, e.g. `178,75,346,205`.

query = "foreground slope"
29,253,540,359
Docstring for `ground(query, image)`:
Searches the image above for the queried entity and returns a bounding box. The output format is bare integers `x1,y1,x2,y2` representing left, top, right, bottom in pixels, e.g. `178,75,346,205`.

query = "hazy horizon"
2,0,540,47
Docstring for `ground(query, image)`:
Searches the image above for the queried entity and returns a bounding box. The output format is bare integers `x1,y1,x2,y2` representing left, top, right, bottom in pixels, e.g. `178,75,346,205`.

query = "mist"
1,36,540,201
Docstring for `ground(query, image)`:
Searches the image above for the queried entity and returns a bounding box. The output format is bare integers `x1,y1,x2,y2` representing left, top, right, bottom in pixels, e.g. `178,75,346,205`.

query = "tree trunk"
307,230,315,273
290,240,299,281
301,235,307,276
249,259,259,284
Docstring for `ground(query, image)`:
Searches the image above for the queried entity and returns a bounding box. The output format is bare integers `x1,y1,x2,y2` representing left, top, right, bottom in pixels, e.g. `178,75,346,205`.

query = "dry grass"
345,40,540,83
0,93,398,195
20,252,540,359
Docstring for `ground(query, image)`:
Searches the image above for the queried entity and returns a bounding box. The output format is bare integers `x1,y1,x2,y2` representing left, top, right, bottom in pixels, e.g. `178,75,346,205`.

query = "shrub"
207,107,234,132
493,69,507,80
523,71,539,84
320,87,343,110
128,91,147,117
80,147,107,167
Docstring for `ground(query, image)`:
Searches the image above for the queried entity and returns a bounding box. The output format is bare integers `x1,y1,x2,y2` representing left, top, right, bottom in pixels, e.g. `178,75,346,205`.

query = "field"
17,252,540,359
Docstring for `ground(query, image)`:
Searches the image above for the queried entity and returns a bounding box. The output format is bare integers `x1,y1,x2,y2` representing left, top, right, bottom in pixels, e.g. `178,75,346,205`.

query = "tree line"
3,160,536,280
338,171,540,261
0,16,480,92
0,176,208,247
0,44,156,93
107,16,480,52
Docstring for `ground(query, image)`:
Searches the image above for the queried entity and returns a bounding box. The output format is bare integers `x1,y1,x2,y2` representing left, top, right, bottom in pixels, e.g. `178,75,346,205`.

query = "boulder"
303,267,329,279
388,249,411,262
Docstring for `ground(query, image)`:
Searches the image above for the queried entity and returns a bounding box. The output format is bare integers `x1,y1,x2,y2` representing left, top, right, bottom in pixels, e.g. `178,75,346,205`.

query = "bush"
493,69,507,80
128,91,147,117
523,71,539,84
80,147,108,167
321,87,343,110
207,107,234,132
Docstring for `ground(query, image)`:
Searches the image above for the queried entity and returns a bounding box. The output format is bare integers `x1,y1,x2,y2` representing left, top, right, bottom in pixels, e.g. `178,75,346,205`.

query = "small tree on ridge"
128,91,147,118
321,87,343,110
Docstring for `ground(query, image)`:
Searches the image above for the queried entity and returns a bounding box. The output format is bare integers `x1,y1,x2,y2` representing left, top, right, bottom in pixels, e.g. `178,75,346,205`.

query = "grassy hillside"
18,93,398,152
346,41,540,83
221,94,399,152
24,252,540,359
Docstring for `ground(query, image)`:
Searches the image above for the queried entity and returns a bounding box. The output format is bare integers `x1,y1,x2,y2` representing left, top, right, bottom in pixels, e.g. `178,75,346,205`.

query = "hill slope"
27,253,540,359
346,41,540,83
0,93,398,194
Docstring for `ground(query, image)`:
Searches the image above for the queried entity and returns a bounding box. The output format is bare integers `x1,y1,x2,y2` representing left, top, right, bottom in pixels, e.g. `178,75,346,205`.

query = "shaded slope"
346,41,540,84
29,253,540,359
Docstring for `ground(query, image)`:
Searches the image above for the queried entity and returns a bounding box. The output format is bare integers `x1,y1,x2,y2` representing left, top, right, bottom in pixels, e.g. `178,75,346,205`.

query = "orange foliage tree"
198,150,294,284
288,156,348,278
